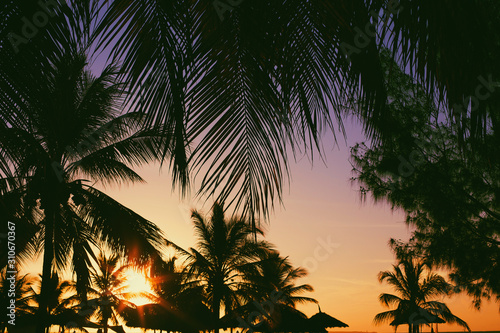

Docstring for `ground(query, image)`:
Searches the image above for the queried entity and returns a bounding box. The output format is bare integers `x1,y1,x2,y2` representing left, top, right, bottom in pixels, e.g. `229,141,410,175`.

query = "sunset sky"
17,43,498,333
4,3,499,332
22,118,499,331
81,118,499,332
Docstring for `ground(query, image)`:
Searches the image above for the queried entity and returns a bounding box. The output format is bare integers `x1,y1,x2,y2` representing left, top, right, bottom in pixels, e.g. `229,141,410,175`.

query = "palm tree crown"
238,250,317,329
87,253,137,333
374,246,470,333
170,202,270,329
245,250,316,307
0,33,167,331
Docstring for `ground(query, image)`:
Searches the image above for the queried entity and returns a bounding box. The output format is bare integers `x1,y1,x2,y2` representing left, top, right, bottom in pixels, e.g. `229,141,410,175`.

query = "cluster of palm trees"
1,0,498,332
0,203,317,333
167,203,317,331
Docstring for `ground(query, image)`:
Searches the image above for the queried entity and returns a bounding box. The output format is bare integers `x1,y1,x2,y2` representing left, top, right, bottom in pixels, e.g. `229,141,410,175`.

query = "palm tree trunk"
103,311,110,333
213,297,220,333
36,205,56,333
212,283,221,333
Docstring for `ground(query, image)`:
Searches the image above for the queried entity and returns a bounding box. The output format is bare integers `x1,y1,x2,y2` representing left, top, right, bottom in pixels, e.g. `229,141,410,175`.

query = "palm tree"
243,250,316,306
32,273,87,332
374,246,470,333
93,0,500,225
0,42,167,333
239,250,317,329
87,253,138,333
149,256,182,308
170,202,270,331
0,269,37,332
132,256,213,332
0,3,166,332
149,256,206,313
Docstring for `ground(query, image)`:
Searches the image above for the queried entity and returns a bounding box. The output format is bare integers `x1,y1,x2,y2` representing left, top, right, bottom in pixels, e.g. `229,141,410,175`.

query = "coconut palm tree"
0,269,37,332
170,202,271,331
94,0,500,225
0,2,167,332
149,256,206,313
237,250,317,329
122,256,213,332
149,256,182,307
245,250,316,307
31,273,88,333
87,253,138,333
0,46,167,333
374,246,470,333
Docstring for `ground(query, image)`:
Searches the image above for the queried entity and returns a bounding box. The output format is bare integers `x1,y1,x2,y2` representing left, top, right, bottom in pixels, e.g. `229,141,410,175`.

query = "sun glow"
124,268,156,306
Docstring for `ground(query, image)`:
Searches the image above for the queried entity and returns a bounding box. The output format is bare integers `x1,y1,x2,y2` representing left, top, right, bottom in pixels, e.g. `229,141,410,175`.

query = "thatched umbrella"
308,305,349,330
267,306,313,332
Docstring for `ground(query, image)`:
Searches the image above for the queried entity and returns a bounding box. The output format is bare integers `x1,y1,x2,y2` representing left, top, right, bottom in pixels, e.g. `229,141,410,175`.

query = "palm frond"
373,309,397,325
94,0,390,222
379,293,402,308
78,186,166,265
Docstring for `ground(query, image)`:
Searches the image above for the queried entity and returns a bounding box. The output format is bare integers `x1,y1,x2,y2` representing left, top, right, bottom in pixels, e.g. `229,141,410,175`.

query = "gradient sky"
85,117,499,332
21,118,499,332
20,54,499,332
8,5,499,331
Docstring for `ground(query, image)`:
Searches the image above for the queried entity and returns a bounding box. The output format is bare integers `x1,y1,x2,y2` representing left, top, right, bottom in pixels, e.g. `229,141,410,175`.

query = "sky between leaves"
83,118,500,332
19,13,500,330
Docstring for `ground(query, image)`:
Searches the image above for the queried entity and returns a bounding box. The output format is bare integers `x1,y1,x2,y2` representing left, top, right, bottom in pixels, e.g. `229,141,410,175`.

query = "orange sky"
21,118,499,331
90,119,499,332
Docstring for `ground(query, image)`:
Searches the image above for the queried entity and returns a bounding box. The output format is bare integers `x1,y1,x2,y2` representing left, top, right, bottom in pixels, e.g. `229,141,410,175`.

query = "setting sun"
124,268,156,306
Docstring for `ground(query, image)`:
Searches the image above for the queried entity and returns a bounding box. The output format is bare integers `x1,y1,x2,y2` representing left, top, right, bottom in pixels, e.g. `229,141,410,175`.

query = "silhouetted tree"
374,244,470,333
240,250,317,329
0,46,166,333
149,256,205,313
87,253,137,333
351,49,500,307
35,273,87,333
170,202,271,331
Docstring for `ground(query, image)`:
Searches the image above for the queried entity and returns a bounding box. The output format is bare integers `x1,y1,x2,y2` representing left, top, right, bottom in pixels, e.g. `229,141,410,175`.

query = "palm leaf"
373,309,397,325
77,186,166,265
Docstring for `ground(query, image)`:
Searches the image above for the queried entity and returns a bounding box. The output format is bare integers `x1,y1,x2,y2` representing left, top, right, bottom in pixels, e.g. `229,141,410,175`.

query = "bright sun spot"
124,269,156,306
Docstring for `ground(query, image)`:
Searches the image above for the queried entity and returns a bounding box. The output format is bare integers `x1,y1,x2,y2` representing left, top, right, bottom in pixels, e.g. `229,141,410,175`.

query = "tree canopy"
351,50,500,308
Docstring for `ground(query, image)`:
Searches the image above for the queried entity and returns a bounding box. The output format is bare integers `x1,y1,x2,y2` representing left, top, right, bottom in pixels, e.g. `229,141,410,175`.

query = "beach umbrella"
268,306,312,332
308,306,349,329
